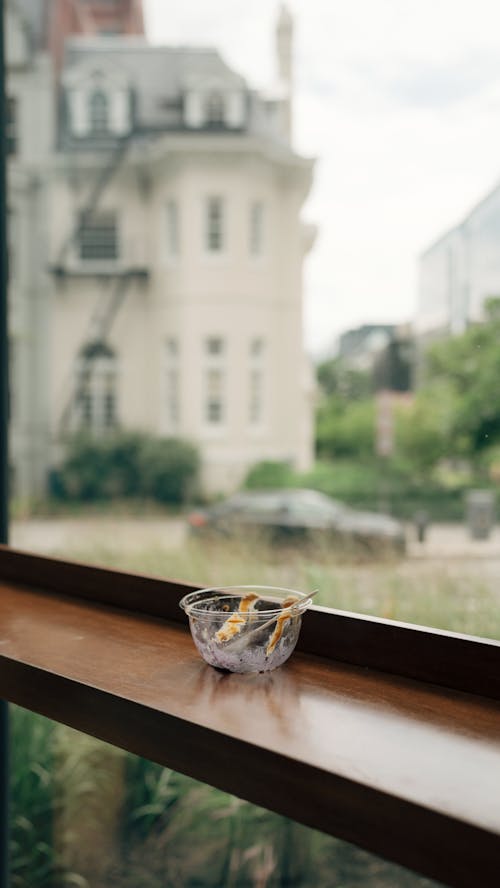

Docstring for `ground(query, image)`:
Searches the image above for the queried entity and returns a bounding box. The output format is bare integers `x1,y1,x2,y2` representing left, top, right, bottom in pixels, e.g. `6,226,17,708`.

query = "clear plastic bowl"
179,585,313,673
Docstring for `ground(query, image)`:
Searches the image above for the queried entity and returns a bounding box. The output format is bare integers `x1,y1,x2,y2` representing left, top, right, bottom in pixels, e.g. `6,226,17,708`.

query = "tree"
316,397,375,460
423,297,500,458
316,357,373,400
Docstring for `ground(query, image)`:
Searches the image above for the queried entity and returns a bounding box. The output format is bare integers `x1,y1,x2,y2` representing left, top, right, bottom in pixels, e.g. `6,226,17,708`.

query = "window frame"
165,198,180,260
1,12,500,886
78,209,119,262
204,195,225,255
203,335,226,427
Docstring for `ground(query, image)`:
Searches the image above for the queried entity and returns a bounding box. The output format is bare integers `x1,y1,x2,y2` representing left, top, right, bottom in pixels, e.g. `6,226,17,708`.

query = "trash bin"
465,490,496,540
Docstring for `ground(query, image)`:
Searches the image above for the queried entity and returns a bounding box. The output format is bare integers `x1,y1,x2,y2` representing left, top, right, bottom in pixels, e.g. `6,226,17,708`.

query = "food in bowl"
179,585,313,673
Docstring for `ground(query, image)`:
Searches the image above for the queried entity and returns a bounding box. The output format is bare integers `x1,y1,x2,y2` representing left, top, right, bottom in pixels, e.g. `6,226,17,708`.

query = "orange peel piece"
215,593,259,643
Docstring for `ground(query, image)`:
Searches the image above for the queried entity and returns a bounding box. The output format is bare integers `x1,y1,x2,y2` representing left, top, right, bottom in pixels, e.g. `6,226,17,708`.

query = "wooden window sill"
0,547,499,888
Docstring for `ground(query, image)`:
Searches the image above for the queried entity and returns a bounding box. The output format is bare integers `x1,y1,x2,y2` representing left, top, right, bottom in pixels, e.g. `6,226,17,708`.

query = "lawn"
57,534,500,640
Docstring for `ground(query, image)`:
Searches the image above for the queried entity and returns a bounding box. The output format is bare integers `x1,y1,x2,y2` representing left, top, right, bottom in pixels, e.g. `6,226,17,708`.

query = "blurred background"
5,0,500,885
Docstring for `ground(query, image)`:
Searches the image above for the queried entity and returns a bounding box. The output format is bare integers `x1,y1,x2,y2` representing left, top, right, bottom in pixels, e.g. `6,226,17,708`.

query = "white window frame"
203,336,226,429
88,88,110,135
77,210,119,263
76,350,118,434
164,338,180,432
249,201,265,258
165,200,180,261
204,196,226,256
248,337,266,430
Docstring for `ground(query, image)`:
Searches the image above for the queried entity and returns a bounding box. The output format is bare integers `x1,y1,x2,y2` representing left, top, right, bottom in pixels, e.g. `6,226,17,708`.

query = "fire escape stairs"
54,135,147,433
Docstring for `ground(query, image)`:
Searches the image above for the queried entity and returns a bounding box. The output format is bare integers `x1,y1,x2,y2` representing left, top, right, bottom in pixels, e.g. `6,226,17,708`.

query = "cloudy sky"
144,0,500,354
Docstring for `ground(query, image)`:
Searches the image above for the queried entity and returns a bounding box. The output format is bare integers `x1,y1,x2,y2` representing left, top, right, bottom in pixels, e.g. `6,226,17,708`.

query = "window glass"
206,91,225,126
165,199,179,256
5,3,500,884
10,706,440,888
89,89,109,134
75,345,118,433
206,335,224,355
205,196,224,252
6,0,500,666
165,338,180,428
249,200,264,256
206,367,224,424
79,211,118,260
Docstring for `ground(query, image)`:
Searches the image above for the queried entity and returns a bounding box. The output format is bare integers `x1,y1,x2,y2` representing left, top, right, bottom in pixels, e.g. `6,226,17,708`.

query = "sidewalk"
408,523,500,559
10,516,187,556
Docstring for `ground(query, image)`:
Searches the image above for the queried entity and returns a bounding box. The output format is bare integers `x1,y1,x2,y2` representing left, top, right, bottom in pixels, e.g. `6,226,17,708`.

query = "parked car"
188,488,406,554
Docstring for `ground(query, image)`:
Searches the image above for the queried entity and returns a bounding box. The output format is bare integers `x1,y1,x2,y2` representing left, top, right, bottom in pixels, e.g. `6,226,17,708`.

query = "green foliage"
9,707,58,888
136,436,199,503
315,358,375,461
54,432,199,504
394,385,453,477
301,460,380,500
423,296,500,457
244,460,295,489
316,357,373,400
316,397,375,460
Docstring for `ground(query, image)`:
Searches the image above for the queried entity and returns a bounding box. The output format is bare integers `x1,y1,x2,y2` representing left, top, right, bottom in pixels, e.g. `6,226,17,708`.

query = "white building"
9,4,316,497
418,181,500,339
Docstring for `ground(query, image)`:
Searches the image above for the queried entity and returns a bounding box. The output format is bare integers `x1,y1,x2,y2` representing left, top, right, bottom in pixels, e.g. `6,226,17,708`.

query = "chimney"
275,3,293,143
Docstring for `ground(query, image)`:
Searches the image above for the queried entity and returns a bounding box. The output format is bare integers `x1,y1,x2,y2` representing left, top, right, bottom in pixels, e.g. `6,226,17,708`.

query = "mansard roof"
64,37,246,125
59,36,288,148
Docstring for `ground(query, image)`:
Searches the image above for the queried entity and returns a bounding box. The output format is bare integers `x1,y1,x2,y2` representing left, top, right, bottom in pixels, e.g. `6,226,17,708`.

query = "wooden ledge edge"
1,544,499,700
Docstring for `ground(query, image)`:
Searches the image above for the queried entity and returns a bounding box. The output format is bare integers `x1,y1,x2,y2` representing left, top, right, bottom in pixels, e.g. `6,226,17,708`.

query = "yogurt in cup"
179,585,313,673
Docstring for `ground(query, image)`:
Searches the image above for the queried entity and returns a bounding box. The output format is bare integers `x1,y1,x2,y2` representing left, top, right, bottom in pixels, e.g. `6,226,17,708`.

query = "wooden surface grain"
1,545,499,700
0,580,499,887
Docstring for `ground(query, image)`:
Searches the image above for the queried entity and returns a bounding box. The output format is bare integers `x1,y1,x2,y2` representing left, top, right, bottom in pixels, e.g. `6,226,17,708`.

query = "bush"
54,432,199,505
244,460,295,489
137,437,199,504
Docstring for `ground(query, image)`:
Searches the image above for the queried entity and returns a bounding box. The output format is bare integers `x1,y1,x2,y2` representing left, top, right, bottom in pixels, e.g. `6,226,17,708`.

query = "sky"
143,0,500,355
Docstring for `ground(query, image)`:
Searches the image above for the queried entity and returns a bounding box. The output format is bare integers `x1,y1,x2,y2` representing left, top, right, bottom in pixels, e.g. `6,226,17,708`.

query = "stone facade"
8,2,315,497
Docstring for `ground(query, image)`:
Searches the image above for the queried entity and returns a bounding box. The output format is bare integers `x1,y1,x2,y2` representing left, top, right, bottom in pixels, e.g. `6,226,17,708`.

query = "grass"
57,534,500,640
10,706,439,888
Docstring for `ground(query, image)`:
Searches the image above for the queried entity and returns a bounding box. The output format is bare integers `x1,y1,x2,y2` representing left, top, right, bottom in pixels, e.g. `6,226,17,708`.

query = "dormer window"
206,92,225,127
64,61,131,138
89,90,109,135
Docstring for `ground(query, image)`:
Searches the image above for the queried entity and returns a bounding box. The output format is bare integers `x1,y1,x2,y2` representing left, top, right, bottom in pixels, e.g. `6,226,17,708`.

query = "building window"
249,369,263,424
250,336,264,358
6,96,18,156
206,91,225,126
89,89,109,134
165,338,180,429
204,336,225,424
206,368,224,424
205,197,224,252
166,200,179,257
77,343,118,433
249,201,264,256
249,337,265,425
78,211,118,261
205,336,224,356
